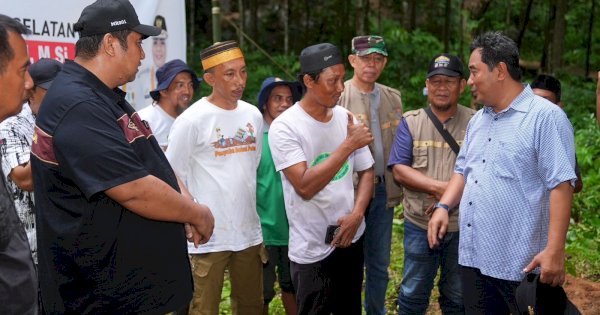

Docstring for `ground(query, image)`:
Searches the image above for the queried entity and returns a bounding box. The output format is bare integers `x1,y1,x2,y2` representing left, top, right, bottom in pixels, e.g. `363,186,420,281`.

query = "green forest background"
181,0,600,286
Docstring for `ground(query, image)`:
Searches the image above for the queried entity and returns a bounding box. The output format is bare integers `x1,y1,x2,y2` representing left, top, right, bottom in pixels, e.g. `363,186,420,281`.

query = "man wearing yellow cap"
166,41,265,315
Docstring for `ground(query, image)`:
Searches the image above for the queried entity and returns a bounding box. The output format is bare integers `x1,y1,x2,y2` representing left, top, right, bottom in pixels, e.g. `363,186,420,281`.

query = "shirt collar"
63,60,128,106
483,84,533,115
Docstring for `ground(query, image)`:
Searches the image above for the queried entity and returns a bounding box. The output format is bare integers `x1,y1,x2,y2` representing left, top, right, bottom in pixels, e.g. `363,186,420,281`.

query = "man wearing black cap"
388,53,474,314
30,0,214,313
256,76,302,315
166,40,264,315
139,58,199,150
0,58,62,265
339,35,403,315
0,14,38,315
269,42,375,314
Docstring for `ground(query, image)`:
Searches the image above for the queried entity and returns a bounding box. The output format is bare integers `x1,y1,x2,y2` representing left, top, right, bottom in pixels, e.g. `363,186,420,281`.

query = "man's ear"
459,78,467,93
103,33,115,57
203,72,215,87
496,62,508,81
348,54,357,68
303,74,315,89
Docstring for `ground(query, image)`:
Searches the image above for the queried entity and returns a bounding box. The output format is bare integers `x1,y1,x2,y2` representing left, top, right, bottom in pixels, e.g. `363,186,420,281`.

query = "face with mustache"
159,71,194,115
204,58,247,109
426,75,465,112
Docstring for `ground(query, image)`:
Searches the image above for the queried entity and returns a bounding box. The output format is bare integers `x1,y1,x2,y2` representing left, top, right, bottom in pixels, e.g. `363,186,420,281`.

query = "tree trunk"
463,0,492,20
238,0,244,49
444,0,451,52
187,0,195,62
516,0,534,49
356,0,365,35
551,0,567,73
585,0,595,77
284,0,289,55
408,0,417,31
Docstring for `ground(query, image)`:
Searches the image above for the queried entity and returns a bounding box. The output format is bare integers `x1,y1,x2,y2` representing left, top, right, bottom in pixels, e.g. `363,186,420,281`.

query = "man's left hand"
523,248,566,287
332,212,363,248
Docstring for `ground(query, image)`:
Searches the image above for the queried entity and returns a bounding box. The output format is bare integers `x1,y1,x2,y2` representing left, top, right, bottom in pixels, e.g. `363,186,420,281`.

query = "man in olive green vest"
388,53,475,314
339,35,403,315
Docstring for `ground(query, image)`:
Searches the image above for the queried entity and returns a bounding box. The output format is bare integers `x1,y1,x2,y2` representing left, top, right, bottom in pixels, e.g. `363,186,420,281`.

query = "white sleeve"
268,120,306,172
165,116,196,186
353,145,374,172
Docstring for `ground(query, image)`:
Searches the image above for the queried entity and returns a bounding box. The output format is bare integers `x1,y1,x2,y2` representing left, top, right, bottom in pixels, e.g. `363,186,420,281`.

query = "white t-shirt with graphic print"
166,97,264,254
269,103,374,264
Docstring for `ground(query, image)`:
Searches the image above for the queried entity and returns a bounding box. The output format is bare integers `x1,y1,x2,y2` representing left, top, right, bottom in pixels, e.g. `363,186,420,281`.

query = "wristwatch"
435,202,451,213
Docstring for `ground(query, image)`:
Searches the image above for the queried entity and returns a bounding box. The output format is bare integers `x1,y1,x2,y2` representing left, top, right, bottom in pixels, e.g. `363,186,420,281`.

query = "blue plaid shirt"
455,85,576,281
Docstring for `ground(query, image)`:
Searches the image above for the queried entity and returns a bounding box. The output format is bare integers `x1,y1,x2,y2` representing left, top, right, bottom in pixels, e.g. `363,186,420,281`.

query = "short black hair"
470,31,522,82
531,74,561,102
75,29,131,60
297,71,322,91
0,14,30,74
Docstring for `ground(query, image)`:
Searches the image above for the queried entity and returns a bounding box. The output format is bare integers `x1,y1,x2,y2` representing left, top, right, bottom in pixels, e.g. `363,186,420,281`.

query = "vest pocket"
412,146,428,169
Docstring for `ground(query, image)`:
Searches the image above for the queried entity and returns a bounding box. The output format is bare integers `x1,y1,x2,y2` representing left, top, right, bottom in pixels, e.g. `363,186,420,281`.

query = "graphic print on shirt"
212,123,257,157
310,152,349,181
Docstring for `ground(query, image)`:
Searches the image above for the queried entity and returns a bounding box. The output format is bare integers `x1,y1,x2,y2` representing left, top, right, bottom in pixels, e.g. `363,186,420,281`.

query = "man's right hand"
186,203,214,247
427,207,449,248
346,112,373,151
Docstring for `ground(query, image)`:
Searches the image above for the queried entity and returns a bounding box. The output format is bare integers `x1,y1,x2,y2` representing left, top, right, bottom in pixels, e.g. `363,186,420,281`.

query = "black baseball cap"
28,58,63,90
74,0,161,38
427,53,464,78
299,43,343,74
516,273,581,315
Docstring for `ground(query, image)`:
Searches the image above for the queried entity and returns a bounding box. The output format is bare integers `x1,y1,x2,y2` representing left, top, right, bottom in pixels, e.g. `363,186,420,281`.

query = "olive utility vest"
403,105,476,232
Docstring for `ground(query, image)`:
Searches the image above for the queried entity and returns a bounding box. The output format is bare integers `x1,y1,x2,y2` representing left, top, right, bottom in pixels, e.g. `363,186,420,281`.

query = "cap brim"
427,68,462,78
132,24,161,38
356,48,388,57
37,81,54,90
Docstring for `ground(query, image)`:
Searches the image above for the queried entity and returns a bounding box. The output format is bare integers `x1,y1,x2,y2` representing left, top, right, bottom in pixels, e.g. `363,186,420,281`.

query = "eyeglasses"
428,78,460,88
357,54,386,65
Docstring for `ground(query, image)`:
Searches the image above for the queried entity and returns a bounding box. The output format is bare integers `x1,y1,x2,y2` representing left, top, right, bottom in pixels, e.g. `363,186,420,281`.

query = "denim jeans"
397,220,464,315
364,182,394,315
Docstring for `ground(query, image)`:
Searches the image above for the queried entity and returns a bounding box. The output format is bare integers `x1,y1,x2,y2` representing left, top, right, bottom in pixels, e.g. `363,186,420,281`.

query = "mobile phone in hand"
324,225,340,244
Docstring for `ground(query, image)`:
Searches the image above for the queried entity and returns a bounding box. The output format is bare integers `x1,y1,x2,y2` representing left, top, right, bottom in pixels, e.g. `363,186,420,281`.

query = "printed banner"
0,0,187,109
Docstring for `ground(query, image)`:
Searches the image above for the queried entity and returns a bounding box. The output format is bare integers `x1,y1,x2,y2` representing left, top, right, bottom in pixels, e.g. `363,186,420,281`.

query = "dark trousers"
460,266,520,315
291,236,364,315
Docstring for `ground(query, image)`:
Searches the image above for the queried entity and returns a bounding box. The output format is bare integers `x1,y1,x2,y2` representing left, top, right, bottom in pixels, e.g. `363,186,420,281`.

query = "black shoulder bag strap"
423,107,460,155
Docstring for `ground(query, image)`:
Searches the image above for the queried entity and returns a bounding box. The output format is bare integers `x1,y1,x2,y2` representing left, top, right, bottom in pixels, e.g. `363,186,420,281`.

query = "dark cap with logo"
351,35,388,57
28,58,63,90
74,0,161,38
427,53,464,78
515,273,581,315
149,59,200,101
299,43,343,74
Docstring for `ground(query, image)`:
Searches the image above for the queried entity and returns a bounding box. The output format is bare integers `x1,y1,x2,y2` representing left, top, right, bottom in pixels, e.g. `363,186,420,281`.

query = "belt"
374,175,385,184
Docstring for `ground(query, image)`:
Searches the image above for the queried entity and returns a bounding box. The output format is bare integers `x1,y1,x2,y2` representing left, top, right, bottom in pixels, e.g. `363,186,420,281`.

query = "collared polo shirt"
455,85,576,281
31,60,192,314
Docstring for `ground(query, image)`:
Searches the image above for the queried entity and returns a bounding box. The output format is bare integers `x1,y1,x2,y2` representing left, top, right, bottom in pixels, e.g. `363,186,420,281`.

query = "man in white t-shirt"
139,59,199,150
269,42,375,315
166,41,264,315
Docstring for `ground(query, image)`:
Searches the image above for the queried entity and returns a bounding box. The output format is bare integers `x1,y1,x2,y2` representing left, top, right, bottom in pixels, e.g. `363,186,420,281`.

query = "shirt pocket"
493,140,530,180
412,146,428,169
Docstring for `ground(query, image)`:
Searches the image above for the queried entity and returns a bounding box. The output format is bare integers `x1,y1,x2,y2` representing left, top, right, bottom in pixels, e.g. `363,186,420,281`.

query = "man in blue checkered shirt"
428,32,577,314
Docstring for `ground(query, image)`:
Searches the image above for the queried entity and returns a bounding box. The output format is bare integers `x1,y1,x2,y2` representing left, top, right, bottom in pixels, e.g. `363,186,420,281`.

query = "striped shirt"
455,85,576,281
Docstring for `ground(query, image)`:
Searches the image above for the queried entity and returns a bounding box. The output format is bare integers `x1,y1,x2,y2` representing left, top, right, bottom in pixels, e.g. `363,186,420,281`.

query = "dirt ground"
564,275,600,315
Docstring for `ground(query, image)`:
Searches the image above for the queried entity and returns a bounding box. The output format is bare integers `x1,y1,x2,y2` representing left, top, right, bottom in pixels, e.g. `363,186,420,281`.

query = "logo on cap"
324,55,333,61
110,19,127,26
434,56,450,69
